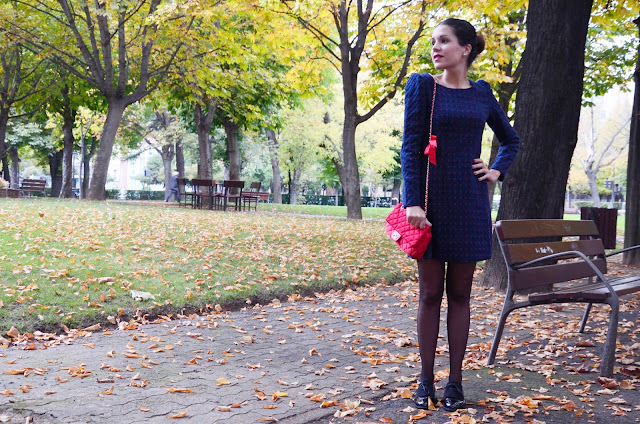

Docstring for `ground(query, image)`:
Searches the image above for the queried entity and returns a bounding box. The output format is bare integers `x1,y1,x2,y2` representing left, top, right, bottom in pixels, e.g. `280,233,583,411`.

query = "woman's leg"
444,262,476,382
417,259,445,381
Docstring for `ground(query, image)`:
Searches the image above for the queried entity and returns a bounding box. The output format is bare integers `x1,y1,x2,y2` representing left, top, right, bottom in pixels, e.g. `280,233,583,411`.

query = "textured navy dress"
401,73,520,262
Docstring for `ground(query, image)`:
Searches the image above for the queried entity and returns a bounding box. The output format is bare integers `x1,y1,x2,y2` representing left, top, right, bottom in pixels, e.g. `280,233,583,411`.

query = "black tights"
417,259,475,383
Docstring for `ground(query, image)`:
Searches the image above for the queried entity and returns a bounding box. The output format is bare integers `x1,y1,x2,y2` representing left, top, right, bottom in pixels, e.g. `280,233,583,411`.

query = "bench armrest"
513,250,618,301
605,244,640,258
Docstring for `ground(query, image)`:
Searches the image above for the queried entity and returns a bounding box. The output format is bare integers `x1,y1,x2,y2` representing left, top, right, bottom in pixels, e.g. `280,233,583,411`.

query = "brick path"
1,279,639,423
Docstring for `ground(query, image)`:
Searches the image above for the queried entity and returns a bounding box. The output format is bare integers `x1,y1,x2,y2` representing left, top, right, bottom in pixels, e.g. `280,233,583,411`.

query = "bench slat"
510,257,607,291
528,276,640,302
496,219,599,240
504,239,605,264
529,291,609,302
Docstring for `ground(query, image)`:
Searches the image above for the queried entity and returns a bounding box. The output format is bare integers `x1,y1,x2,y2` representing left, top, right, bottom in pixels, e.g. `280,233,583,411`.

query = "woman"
401,18,520,411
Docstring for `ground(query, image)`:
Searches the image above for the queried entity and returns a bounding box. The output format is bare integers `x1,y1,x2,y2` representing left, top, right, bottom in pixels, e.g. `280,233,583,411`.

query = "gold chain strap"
425,79,437,212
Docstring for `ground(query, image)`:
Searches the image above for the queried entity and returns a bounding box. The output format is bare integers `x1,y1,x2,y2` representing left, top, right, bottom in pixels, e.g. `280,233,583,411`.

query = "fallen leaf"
167,388,192,393
169,411,188,418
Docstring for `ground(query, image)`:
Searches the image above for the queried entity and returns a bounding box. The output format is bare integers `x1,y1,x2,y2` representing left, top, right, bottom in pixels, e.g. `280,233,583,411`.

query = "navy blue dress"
401,73,520,262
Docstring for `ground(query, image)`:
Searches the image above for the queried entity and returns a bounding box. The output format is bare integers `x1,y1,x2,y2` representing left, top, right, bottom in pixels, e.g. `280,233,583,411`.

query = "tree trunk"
79,135,87,199
480,0,593,290
81,138,97,199
1,156,8,183
624,16,640,266
0,109,10,184
391,178,401,202
175,139,184,178
9,146,20,190
59,85,76,198
289,167,302,204
487,79,514,206
194,102,215,179
222,116,241,180
266,129,282,203
487,14,523,208
340,117,362,219
586,169,602,207
88,101,126,200
49,149,64,197
161,144,175,200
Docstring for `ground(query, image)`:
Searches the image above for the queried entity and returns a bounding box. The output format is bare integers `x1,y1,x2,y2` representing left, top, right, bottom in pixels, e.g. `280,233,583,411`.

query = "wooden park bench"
486,219,640,377
20,179,47,197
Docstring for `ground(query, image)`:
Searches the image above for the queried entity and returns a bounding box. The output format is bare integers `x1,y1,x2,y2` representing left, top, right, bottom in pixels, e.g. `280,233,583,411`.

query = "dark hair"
438,18,485,67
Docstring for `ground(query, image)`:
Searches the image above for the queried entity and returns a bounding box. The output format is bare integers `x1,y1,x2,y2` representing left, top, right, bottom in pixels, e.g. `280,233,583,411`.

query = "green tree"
8,0,197,199
273,0,427,219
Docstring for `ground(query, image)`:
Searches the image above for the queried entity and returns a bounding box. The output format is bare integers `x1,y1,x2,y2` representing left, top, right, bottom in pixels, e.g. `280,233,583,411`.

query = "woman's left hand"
472,158,501,183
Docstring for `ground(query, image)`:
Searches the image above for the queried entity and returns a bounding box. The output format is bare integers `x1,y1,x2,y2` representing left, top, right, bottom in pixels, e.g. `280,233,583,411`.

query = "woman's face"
431,25,471,70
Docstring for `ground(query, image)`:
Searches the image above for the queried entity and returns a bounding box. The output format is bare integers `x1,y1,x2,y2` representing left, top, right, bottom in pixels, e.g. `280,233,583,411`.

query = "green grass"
257,203,392,219
0,198,415,334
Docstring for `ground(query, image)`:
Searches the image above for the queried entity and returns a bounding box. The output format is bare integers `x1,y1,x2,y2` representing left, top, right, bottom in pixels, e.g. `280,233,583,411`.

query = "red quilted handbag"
386,78,437,259
386,204,432,259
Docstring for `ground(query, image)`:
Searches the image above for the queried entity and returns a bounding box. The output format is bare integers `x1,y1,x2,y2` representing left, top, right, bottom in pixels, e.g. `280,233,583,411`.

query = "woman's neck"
436,69,471,89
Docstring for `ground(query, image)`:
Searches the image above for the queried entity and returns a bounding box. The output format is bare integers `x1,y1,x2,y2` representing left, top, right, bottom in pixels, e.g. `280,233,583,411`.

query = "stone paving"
1,279,639,424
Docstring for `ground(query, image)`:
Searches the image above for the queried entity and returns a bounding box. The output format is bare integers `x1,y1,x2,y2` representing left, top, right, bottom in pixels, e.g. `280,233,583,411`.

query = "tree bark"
9,147,20,190
88,102,126,199
1,156,9,184
49,149,64,197
391,178,401,202
340,117,362,218
0,109,10,186
175,139,184,178
266,129,282,203
487,13,524,207
222,115,241,180
79,136,87,199
289,167,302,204
59,85,76,198
586,169,602,207
161,143,175,200
81,138,97,199
194,102,216,179
623,16,640,265
481,0,593,290
487,88,515,206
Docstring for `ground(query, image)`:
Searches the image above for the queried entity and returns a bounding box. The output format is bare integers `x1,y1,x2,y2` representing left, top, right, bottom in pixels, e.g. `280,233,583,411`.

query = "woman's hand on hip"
473,158,501,183
405,206,432,229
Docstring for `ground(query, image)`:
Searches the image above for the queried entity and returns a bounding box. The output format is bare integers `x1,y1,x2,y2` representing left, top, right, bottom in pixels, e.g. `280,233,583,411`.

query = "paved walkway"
1,278,639,423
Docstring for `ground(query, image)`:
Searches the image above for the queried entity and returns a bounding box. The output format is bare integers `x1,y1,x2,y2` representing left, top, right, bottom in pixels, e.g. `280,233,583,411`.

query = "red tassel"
424,135,437,165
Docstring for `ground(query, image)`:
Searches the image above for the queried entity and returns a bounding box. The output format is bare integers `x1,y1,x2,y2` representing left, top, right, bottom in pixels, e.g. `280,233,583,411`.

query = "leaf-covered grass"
0,198,415,333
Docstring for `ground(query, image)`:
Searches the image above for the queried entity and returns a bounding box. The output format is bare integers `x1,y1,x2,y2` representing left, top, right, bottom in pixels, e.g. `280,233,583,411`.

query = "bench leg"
600,298,619,378
578,303,592,333
487,294,517,366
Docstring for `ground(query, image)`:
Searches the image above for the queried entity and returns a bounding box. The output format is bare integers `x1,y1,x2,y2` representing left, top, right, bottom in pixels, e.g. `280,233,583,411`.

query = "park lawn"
0,198,415,334
261,203,626,235
258,203,392,220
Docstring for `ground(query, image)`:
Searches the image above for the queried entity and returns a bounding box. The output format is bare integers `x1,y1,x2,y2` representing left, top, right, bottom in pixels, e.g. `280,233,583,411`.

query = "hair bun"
476,34,485,55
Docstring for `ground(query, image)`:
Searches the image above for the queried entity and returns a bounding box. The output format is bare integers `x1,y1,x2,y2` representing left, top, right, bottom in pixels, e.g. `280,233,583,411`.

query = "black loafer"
442,381,465,411
414,380,436,409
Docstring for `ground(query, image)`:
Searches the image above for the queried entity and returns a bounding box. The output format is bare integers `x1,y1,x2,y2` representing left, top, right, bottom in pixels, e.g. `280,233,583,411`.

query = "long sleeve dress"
400,73,520,262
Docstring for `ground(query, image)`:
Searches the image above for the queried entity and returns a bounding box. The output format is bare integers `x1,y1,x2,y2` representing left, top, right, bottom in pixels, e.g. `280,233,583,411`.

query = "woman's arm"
480,81,520,180
400,73,430,208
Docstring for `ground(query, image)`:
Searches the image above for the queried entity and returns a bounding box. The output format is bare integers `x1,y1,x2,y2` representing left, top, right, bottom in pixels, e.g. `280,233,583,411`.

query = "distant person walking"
401,18,520,411
165,171,180,203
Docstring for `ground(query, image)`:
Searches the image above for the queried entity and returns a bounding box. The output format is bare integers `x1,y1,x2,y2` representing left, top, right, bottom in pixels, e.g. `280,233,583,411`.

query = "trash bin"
580,207,617,249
